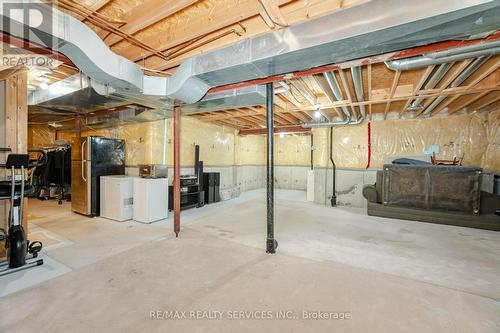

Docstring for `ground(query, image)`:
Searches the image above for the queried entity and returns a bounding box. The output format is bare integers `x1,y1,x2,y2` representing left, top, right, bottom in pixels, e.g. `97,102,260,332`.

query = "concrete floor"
0,189,499,332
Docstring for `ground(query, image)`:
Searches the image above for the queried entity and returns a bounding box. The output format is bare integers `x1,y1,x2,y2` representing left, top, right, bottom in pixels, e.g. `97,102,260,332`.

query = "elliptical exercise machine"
0,150,43,277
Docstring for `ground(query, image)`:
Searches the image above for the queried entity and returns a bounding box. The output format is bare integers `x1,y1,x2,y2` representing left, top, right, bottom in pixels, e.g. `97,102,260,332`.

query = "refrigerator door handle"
82,160,87,182
81,139,87,182
81,139,87,161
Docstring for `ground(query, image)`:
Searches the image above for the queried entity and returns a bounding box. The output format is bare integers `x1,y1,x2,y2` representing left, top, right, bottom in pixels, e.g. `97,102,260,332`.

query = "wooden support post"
173,105,181,237
6,71,28,230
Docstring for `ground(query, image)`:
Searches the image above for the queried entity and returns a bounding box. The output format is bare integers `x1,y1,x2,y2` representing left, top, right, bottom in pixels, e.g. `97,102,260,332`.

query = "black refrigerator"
71,136,125,216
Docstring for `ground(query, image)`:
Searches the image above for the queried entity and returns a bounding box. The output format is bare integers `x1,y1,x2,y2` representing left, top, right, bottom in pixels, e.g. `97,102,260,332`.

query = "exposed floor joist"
21,1,500,129
191,54,500,129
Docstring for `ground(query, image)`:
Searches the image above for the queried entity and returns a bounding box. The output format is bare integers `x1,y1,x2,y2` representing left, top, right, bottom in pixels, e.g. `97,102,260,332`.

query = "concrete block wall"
235,165,265,192
125,165,395,209
235,165,311,192
310,168,498,209
127,165,240,201
203,166,239,200
314,168,377,208
275,166,309,190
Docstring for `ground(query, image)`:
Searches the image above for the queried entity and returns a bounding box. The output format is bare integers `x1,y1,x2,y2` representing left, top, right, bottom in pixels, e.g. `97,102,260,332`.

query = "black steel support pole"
266,83,277,253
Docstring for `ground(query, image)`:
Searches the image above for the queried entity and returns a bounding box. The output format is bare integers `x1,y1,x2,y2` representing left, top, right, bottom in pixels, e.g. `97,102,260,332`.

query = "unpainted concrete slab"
0,191,498,332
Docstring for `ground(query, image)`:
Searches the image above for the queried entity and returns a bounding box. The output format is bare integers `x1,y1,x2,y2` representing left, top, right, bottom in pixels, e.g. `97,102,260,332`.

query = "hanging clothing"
32,147,71,199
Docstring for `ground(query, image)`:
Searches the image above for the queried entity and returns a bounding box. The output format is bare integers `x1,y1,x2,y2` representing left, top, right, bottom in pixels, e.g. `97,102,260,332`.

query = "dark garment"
34,149,71,186
392,158,432,165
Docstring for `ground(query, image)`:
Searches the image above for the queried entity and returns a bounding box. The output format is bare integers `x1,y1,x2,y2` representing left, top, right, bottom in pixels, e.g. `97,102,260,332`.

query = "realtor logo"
1,1,55,55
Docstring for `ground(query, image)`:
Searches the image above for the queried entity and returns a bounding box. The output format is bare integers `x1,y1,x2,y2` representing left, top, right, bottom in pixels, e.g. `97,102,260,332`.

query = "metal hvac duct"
301,113,352,128
27,73,267,123
300,106,365,128
427,40,500,59
323,72,351,121
302,66,367,128
385,41,500,71
421,55,490,115
2,0,500,107
409,62,454,110
351,66,366,120
386,37,500,114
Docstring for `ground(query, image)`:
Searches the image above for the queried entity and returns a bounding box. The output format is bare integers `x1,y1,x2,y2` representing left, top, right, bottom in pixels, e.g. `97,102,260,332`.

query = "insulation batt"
28,110,500,172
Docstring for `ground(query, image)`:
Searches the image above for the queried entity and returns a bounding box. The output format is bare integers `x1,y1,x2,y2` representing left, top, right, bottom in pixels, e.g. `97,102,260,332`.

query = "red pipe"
366,121,371,169
208,63,339,94
173,105,181,237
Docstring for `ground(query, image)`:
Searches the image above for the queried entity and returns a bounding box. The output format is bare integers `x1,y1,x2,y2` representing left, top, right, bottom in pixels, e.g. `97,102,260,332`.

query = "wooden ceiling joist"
430,58,500,116
399,65,435,117
384,70,401,118
290,111,309,123
190,53,498,127
367,63,373,120
448,91,489,114
274,113,292,125
258,0,288,29
275,110,301,124
414,59,474,117
124,0,294,66
467,91,500,112
213,119,243,129
337,69,357,118
290,79,316,107
79,0,112,23
104,0,200,46
26,1,500,131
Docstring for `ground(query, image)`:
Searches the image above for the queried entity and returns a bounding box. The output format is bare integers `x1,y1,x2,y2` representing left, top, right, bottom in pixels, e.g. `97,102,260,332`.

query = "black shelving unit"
168,184,203,211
